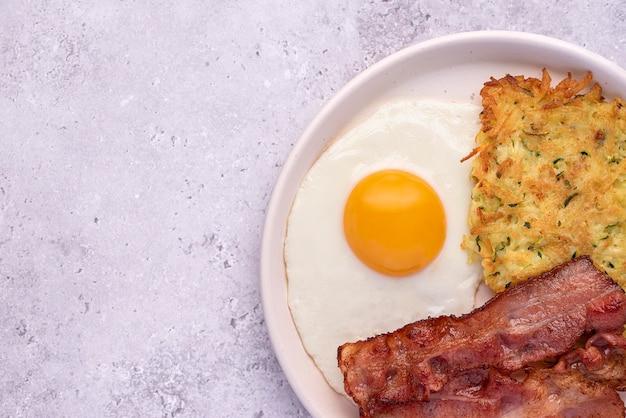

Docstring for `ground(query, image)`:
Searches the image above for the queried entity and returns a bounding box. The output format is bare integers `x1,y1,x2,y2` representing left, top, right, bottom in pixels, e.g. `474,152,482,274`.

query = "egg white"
284,98,483,395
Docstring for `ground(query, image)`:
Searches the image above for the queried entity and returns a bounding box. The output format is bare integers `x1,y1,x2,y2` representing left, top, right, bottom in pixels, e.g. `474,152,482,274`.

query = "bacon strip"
369,367,625,418
337,256,626,416
555,332,626,390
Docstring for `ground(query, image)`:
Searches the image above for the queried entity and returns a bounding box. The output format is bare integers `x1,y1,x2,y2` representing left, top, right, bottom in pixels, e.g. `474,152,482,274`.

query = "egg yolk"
343,169,446,277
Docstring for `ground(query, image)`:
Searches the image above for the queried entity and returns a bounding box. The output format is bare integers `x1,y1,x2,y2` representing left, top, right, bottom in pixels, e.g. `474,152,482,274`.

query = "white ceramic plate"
260,31,626,418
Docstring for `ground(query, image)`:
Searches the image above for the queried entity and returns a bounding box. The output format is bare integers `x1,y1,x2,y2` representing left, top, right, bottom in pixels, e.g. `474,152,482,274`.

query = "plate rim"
260,29,626,417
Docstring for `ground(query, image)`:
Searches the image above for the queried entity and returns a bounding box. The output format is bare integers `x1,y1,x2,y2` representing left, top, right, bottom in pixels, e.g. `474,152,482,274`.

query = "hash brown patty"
462,69,626,292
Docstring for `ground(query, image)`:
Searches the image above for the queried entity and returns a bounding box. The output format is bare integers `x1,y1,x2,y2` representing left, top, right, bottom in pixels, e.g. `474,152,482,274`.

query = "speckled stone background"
2,1,626,417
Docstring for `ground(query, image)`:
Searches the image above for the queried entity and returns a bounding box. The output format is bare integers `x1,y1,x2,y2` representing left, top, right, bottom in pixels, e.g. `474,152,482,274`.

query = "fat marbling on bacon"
337,256,626,417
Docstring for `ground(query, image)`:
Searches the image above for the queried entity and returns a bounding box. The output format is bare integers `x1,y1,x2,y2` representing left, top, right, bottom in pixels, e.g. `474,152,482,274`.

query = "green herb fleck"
564,192,578,207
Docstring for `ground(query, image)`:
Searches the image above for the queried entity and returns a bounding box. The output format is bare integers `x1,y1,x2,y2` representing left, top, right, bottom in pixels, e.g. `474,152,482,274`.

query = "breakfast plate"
260,31,626,417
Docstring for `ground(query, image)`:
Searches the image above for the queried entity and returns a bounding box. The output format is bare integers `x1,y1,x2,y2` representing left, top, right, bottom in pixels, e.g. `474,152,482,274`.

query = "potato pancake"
462,69,626,293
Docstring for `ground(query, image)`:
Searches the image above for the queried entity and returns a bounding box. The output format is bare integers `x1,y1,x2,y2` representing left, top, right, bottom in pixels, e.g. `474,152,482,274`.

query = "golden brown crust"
463,69,626,292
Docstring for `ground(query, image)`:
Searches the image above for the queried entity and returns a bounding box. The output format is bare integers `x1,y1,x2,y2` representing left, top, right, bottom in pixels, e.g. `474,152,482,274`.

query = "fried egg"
284,98,483,395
